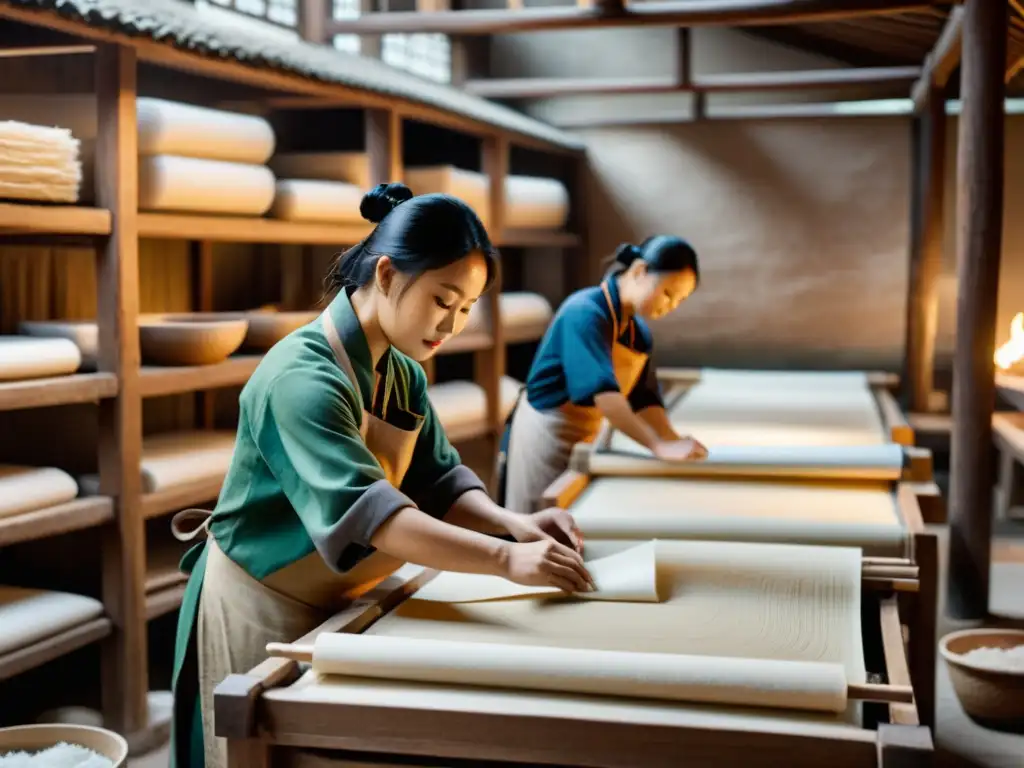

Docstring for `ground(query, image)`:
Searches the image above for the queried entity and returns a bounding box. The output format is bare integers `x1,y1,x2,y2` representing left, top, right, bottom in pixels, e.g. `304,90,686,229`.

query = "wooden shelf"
144,584,186,621
0,373,118,412
142,476,225,520
135,212,578,249
0,202,112,237
0,617,112,682
139,355,262,398
0,497,114,548
499,229,580,248
137,213,372,245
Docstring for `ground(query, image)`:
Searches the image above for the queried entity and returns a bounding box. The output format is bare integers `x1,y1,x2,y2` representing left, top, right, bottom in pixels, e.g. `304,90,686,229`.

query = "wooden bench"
993,412,1024,521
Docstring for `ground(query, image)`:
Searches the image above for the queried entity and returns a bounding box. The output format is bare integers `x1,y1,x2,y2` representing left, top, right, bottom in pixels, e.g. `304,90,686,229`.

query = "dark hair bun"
613,242,643,266
360,182,414,223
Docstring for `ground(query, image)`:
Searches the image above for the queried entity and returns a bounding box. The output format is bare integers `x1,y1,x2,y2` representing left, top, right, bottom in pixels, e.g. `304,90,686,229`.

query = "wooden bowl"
939,627,1024,733
0,723,129,767
243,309,318,351
138,313,249,366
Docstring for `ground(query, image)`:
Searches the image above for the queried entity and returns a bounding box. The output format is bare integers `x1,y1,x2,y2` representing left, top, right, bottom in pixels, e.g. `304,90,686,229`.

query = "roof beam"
910,6,964,112
324,0,940,36
464,65,921,99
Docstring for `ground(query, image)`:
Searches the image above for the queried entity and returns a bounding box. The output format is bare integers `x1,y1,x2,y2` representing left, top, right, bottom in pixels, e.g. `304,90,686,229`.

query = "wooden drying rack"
0,12,585,745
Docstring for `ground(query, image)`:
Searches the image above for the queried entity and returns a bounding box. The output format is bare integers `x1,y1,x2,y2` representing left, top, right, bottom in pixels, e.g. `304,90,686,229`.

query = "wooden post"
676,28,690,88
359,0,382,58
903,87,946,413
365,109,402,186
480,135,508,482
94,43,147,736
947,0,1007,621
191,240,216,429
566,154,589,293
297,0,329,44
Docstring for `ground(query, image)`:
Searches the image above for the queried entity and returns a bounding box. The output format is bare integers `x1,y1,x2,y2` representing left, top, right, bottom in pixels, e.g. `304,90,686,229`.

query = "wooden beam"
463,65,921,99
94,42,148,736
911,6,964,112
0,44,94,58
466,76,679,99
325,0,938,36
947,0,1007,621
903,86,946,413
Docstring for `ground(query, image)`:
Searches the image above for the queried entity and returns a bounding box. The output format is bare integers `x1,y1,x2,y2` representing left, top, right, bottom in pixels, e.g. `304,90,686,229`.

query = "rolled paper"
299,632,852,714
592,444,905,482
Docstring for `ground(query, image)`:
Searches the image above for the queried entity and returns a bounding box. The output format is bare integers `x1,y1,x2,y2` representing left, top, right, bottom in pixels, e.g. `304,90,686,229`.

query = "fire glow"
995,312,1024,370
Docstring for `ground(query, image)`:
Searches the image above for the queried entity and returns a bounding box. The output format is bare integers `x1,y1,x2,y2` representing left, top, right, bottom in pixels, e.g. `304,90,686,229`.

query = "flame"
995,312,1024,370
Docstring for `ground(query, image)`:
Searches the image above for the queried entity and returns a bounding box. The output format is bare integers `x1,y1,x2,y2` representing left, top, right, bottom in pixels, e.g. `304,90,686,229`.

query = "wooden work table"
213,564,933,768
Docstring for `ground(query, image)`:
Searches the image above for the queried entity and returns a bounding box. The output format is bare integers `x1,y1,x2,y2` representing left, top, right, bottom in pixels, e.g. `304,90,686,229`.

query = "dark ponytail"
324,182,498,300
604,234,700,286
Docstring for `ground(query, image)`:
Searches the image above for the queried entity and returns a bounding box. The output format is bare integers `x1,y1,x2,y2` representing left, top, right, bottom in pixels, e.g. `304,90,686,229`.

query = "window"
331,0,362,54
204,0,298,28
199,0,452,84
381,33,452,84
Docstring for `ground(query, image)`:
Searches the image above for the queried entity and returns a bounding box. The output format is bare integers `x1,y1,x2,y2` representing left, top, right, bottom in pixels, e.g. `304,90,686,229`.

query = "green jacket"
169,287,486,767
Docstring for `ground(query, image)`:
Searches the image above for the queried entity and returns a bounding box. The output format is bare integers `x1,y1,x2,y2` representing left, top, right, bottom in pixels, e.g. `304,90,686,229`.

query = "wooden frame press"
650,368,945,523
539,371,940,734
213,563,933,768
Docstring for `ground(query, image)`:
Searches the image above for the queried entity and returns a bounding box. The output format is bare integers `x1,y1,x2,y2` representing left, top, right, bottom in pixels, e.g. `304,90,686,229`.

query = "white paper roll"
594,443,905,481
136,97,276,165
307,632,850,713
269,179,364,223
138,155,276,216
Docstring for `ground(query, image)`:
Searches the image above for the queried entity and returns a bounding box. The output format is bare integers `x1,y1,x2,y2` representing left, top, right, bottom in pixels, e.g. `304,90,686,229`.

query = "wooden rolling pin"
268,638,916,708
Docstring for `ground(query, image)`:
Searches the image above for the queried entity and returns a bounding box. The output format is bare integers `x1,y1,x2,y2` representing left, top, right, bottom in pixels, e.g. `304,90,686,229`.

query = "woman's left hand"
505,507,583,553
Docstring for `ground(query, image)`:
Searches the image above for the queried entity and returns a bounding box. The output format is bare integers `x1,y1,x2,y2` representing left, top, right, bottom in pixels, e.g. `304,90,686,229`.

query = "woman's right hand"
500,540,595,594
653,436,709,462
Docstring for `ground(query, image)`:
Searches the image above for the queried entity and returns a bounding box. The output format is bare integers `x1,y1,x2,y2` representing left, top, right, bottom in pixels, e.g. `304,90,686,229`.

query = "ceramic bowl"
939,627,1024,733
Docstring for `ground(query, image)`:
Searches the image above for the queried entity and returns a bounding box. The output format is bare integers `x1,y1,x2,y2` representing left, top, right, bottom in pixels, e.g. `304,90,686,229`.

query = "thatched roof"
0,0,585,150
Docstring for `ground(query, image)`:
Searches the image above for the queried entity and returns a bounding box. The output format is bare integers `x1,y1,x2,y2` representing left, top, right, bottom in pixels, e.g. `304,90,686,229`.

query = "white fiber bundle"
0,121,82,203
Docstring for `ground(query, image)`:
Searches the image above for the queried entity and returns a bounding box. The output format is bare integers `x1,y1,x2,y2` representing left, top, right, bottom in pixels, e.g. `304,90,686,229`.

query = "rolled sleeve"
400,367,487,517
410,464,487,519
254,369,415,573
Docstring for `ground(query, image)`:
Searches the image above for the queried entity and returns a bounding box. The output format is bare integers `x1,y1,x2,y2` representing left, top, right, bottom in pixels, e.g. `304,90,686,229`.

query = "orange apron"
502,282,649,514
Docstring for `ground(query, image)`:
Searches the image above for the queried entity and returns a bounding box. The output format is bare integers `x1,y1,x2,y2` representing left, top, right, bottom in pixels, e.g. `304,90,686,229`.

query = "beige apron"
173,310,422,768
504,282,649,514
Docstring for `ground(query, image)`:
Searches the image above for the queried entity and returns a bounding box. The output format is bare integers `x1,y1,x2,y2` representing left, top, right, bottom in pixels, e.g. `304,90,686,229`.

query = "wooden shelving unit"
0,202,112,237
0,9,584,746
0,373,118,412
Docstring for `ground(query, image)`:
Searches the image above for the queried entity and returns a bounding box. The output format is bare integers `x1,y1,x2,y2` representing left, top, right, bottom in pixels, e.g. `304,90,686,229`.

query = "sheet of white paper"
411,540,659,604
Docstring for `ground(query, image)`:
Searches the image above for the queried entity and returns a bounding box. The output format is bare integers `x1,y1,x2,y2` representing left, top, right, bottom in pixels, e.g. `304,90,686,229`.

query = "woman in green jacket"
169,183,594,768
